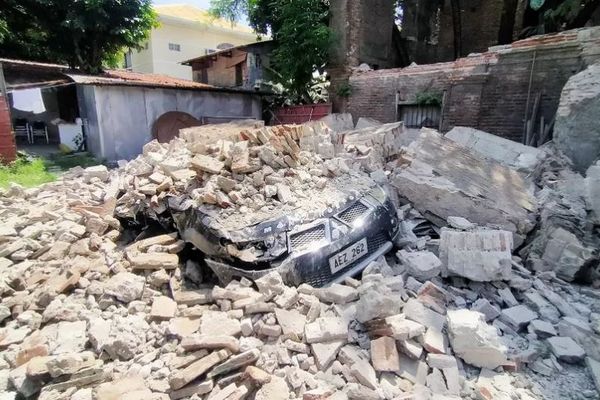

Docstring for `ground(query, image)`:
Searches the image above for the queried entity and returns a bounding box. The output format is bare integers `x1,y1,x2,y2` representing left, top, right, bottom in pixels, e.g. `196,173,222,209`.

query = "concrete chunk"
316,284,358,304
191,154,225,174
274,308,306,337
150,296,177,320
500,305,538,331
207,349,260,378
403,298,445,331
547,336,585,363
169,349,231,390
472,298,501,321
370,336,400,372
529,319,557,339
397,250,442,280
385,314,425,340
350,359,378,390
181,335,240,353
586,357,600,395
447,309,507,369
128,252,179,270
439,229,513,281
304,317,348,344
311,340,344,370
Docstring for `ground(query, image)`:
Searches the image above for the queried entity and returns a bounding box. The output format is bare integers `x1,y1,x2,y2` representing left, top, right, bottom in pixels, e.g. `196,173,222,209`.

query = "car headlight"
367,186,388,204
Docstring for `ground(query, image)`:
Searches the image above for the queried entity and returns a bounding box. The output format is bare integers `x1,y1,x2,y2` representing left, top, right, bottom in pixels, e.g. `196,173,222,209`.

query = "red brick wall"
0,93,16,164
347,28,600,142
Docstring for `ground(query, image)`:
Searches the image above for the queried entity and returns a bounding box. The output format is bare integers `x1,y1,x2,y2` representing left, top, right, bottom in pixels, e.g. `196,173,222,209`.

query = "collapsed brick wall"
347,27,600,142
0,93,16,164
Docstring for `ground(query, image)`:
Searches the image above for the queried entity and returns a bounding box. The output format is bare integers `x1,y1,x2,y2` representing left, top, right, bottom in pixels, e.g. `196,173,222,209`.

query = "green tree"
0,0,157,73
210,0,331,103
521,0,600,37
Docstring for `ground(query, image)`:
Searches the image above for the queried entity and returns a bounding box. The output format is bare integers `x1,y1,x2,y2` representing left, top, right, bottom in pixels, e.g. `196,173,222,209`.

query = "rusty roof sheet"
67,70,217,90
181,40,274,65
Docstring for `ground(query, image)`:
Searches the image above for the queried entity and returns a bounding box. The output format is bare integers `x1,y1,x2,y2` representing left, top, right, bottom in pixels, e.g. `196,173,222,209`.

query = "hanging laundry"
11,88,46,114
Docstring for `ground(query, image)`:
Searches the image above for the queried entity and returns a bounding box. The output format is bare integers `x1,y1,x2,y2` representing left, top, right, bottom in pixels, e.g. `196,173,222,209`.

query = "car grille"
303,231,389,288
289,224,327,251
337,202,369,224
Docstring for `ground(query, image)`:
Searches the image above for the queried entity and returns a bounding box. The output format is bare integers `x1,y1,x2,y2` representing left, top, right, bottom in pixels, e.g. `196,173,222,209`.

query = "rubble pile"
0,114,599,399
519,146,600,283
115,121,374,233
0,167,598,400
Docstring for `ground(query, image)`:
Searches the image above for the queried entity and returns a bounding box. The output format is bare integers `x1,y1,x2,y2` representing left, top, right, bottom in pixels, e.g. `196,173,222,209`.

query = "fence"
397,104,441,129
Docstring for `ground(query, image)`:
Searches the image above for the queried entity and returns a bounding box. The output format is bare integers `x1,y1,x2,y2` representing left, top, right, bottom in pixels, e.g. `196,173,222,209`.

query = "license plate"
329,238,368,274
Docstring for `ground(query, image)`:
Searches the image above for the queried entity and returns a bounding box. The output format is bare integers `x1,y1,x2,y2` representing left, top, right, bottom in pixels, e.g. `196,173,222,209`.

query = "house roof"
67,70,217,90
0,58,263,94
181,40,275,66
154,4,255,35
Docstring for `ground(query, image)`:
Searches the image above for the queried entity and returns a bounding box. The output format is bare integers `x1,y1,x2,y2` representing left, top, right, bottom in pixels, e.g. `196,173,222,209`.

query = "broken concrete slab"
446,126,543,173
439,229,513,282
447,309,507,369
391,129,536,240
547,336,585,363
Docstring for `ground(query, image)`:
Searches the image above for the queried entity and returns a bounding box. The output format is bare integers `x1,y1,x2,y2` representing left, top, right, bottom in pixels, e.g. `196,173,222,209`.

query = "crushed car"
116,121,399,287
172,183,399,287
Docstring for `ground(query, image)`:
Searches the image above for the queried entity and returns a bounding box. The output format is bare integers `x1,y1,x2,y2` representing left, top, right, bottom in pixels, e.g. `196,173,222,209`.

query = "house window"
193,69,208,84
169,43,181,52
124,51,132,69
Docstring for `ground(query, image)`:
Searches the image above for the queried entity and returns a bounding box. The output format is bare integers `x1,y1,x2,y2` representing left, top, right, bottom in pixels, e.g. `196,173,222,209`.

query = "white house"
127,4,259,80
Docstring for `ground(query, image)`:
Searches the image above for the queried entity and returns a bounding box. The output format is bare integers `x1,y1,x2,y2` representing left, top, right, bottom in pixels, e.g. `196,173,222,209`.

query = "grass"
0,151,104,189
0,157,57,189
47,152,102,170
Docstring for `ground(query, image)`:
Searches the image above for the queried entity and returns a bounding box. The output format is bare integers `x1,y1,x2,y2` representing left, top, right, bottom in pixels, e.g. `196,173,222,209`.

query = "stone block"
547,336,585,363
447,309,507,369
370,336,400,372
439,229,513,282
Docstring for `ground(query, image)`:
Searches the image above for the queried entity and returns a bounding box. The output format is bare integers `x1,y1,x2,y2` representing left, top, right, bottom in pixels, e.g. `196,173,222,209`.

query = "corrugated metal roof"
181,40,274,65
67,70,218,90
0,58,71,71
0,58,263,94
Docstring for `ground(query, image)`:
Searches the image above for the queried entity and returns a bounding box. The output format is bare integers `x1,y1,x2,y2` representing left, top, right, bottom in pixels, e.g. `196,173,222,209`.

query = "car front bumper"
205,194,399,287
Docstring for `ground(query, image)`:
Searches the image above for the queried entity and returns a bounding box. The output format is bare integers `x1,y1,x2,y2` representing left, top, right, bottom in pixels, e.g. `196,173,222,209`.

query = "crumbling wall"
348,27,600,142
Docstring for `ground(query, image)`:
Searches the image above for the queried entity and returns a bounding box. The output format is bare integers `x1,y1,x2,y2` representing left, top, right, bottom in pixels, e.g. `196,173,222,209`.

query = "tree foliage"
0,0,157,73
523,0,600,36
210,0,331,103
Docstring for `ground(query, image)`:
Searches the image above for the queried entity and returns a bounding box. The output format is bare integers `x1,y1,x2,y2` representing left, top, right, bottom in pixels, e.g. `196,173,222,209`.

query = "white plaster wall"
84,85,261,161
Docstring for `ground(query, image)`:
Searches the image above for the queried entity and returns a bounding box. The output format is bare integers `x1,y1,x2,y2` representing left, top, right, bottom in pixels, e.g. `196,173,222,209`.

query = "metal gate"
398,105,441,128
